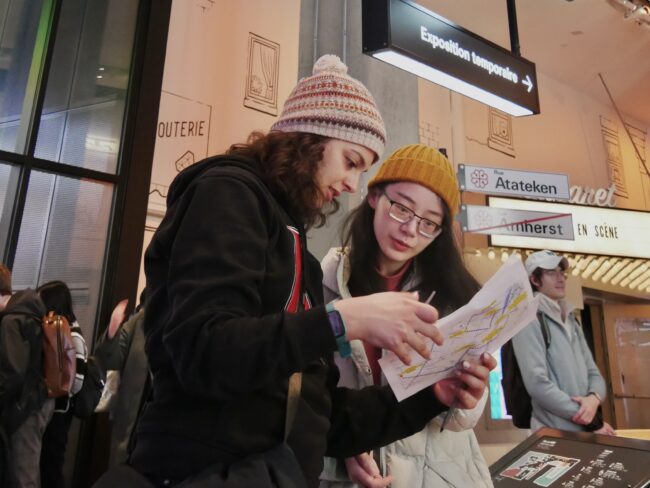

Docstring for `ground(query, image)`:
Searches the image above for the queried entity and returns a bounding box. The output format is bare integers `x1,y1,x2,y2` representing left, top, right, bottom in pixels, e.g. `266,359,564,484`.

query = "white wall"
139,0,302,292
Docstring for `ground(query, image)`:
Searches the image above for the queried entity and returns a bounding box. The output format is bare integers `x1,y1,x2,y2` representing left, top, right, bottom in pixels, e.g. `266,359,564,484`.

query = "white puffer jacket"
319,248,493,488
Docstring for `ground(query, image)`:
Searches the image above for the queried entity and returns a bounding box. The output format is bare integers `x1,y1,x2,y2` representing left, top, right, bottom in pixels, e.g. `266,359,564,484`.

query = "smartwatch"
326,302,352,358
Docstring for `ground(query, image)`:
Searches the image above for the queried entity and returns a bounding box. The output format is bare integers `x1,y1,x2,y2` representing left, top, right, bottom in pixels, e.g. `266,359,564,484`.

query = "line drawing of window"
244,33,280,116
487,107,515,157
600,116,628,198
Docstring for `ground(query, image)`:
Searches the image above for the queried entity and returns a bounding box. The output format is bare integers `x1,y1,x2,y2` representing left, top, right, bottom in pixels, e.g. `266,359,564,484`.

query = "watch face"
328,310,345,337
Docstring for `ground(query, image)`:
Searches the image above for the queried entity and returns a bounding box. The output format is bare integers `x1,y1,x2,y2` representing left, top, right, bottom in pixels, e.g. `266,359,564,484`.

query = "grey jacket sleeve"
511,317,579,420
575,323,606,401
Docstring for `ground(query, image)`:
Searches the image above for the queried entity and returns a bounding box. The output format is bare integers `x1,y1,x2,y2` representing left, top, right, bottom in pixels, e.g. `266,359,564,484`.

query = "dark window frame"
0,1,171,482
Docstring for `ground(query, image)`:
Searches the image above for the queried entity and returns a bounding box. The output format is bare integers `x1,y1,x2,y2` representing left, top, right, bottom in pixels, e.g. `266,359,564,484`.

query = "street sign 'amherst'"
362,0,540,116
490,197,650,259
459,205,575,240
458,164,570,200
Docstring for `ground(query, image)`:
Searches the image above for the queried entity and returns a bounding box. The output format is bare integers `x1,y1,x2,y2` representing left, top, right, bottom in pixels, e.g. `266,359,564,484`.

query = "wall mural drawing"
600,116,628,198
488,107,515,157
419,121,440,149
148,91,212,216
626,124,649,208
244,32,280,116
175,150,196,172
195,0,215,13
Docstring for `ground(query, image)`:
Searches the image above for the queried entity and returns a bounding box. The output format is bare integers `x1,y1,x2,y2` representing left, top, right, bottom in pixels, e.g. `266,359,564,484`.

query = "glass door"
602,303,650,429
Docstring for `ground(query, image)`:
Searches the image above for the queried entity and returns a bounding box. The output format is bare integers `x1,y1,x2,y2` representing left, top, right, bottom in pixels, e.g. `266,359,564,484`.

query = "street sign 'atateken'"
459,205,574,240
362,0,540,116
458,164,570,200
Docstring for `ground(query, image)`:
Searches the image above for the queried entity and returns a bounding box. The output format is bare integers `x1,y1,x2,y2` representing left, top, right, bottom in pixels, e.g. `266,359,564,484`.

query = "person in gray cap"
512,250,615,434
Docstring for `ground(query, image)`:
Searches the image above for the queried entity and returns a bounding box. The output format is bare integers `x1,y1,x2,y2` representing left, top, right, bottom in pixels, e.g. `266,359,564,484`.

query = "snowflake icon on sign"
474,210,493,229
470,169,489,189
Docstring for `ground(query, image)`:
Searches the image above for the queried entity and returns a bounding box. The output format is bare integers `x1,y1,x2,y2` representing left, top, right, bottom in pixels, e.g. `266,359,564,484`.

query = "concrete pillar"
299,0,420,259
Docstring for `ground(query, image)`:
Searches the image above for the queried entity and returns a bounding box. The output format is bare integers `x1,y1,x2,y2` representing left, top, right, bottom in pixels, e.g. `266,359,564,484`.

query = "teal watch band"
326,302,352,358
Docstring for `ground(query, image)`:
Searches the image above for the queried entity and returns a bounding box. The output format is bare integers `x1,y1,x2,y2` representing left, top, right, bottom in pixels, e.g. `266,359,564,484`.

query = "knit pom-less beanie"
270,54,386,161
368,144,461,217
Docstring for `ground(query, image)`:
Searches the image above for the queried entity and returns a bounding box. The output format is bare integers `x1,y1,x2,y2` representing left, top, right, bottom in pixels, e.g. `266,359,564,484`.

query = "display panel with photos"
491,428,650,487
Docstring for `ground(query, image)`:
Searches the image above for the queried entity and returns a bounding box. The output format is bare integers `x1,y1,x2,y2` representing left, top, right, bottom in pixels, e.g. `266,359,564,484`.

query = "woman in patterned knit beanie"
320,144,493,488
118,57,494,488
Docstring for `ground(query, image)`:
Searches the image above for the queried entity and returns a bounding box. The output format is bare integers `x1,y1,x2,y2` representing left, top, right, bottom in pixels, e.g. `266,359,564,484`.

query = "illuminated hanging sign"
362,0,540,116
458,164,570,200
460,205,574,240
489,197,650,259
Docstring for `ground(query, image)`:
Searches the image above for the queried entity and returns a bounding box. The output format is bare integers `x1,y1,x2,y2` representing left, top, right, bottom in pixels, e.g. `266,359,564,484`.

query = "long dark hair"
226,131,339,228
37,280,76,323
342,183,479,315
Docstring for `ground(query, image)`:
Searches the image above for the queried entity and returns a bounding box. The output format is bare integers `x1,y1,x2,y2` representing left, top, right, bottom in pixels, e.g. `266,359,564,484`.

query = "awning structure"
465,247,650,301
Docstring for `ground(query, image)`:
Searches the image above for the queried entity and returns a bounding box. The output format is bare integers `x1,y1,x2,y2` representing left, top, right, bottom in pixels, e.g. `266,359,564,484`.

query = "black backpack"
500,311,550,429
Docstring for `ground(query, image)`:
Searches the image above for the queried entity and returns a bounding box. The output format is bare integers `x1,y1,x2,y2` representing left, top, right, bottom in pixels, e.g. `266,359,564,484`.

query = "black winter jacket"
0,290,47,434
130,156,446,486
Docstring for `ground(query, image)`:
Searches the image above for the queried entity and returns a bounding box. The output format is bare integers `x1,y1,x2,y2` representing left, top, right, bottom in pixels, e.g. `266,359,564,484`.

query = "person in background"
320,144,493,488
91,291,148,465
37,280,87,488
513,250,615,434
0,263,50,488
120,55,495,488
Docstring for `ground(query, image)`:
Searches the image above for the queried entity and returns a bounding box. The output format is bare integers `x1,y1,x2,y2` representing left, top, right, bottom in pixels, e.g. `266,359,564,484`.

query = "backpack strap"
537,310,551,349
284,373,302,441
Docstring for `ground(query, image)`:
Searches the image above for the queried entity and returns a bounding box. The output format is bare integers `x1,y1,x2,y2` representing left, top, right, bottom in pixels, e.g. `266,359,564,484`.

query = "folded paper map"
379,254,540,401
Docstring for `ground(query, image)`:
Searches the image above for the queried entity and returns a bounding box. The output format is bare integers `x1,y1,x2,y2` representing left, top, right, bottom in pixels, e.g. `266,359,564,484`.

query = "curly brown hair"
226,131,339,228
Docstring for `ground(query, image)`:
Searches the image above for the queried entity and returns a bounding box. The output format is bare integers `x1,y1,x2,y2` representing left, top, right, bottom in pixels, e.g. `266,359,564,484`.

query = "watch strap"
326,302,352,358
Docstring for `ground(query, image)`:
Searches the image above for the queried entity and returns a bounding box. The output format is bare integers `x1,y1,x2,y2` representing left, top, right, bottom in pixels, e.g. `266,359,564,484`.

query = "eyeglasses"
382,191,443,239
542,269,568,280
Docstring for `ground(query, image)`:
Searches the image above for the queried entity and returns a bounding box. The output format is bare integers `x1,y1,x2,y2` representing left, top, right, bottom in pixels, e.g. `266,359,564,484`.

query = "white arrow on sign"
522,75,533,93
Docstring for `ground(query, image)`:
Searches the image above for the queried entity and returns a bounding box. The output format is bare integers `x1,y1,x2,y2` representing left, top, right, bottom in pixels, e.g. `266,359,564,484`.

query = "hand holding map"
379,254,539,401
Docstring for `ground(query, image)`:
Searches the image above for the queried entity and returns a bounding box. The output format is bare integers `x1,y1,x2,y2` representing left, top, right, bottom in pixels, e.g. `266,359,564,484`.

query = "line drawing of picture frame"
488,107,515,157
244,32,280,116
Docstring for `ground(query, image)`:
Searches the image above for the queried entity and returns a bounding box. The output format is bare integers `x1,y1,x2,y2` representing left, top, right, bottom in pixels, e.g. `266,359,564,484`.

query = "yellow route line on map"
507,292,527,311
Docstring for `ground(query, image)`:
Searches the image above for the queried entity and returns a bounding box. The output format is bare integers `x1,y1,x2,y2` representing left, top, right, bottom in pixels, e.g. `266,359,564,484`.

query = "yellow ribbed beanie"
368,144,460,217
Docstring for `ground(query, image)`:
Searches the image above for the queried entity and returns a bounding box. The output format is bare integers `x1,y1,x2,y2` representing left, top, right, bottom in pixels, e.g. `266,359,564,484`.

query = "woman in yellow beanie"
320,144,493,488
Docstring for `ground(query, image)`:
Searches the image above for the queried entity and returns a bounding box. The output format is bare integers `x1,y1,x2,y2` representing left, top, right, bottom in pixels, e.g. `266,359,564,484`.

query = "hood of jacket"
166,154,301,226
166,154,263,207
536,292,576,327
4,289,45,318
